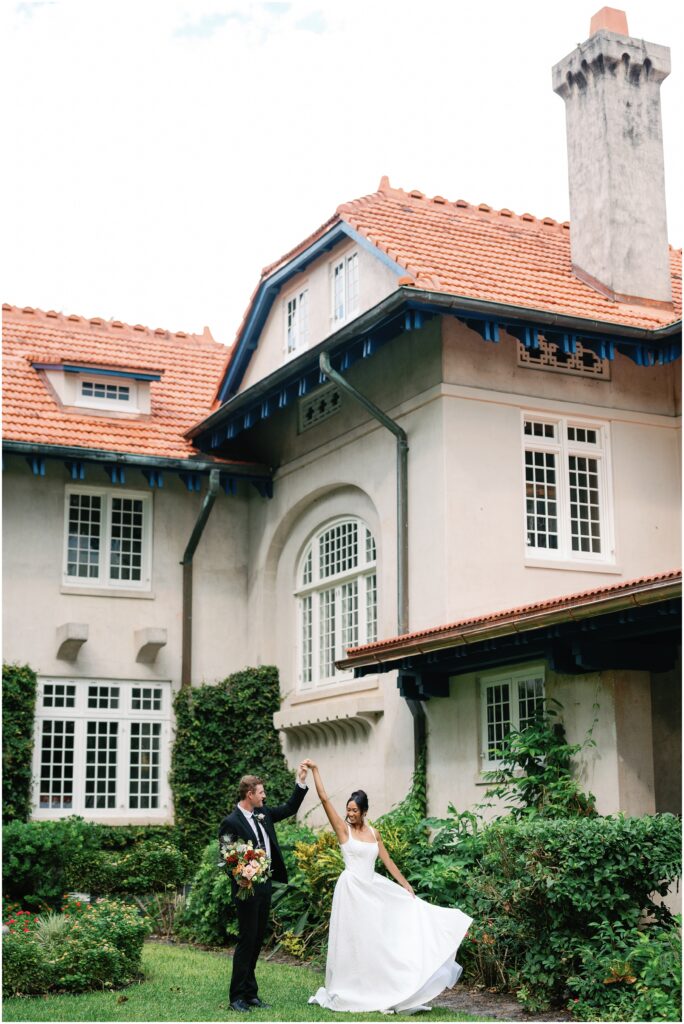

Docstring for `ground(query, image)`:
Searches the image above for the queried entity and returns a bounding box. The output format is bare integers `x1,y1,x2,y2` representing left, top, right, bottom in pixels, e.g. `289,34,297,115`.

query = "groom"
219,765,309,1012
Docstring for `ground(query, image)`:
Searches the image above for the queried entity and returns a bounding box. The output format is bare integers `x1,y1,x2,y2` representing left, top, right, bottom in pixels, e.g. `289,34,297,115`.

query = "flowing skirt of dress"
309,845,472,1013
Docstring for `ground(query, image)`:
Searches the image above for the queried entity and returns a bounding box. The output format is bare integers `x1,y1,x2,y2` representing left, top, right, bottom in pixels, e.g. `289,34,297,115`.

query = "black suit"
218,783,307,1003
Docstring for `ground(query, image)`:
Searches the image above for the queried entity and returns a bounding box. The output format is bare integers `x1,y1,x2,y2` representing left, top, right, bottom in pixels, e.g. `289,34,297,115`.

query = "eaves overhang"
189,286,682,454
216,221,407,404
2,439,273,495
338,572,682,674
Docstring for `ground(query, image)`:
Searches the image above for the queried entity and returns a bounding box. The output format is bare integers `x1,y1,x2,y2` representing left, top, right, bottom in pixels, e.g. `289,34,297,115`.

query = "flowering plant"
219,835,270,900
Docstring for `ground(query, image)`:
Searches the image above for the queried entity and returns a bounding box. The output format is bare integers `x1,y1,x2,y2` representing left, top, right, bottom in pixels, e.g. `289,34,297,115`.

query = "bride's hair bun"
348,789,369,814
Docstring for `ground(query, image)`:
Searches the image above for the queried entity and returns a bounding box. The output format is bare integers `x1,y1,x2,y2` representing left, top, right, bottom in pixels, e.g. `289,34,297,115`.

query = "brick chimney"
553,8,672,306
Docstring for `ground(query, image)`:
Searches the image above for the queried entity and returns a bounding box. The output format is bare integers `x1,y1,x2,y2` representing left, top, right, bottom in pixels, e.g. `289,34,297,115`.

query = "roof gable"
213,176,682,407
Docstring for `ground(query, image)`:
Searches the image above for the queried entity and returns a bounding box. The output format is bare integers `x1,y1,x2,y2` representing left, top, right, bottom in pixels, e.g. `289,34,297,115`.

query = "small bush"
65,840,191,896
2,898,149,997
173,841,236,946
419,811,681,1011
2,818,100,909
3,819,191,909
567,917,682,1022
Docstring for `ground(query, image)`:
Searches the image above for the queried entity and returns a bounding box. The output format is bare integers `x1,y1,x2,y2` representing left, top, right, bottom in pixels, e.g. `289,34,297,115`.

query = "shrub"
170,666,295,863
3,819,191,909
567,917,682,1021
420,812,681,1011
480,698,598,819
65,840,191,896
2,817,100,909
2,898,149,997
2,663,38,824
173,841,236,946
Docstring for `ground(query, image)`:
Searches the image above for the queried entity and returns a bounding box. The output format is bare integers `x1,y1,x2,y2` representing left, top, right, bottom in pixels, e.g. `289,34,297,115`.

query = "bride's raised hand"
302,758,318,769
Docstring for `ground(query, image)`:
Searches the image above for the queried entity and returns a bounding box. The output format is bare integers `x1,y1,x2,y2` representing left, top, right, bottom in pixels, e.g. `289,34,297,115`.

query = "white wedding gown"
309,827,472,1013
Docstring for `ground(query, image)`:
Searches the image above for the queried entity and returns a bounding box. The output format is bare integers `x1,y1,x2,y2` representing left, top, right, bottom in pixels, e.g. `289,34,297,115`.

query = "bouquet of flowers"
219,834,271,899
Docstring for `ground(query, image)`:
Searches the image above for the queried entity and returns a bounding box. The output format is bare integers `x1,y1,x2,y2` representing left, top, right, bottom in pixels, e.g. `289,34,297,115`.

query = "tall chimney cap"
589,7,629,36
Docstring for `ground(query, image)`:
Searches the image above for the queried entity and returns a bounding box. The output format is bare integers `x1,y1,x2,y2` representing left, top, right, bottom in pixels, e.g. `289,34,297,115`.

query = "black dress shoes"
229,999,252,1012
248,998,272,1008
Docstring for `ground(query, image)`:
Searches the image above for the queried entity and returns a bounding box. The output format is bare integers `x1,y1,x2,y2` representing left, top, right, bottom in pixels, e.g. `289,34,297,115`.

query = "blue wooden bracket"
252,479,273,499
403,310,424,332
104,464,126,484
65,461,86,481
221,476,237,496
179,472,202,493
142,469,164,488
465,319,500,343
26,455,46,477
362,337,376,358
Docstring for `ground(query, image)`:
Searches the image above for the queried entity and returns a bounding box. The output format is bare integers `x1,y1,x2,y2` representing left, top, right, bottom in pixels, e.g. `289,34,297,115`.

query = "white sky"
4,0,683,345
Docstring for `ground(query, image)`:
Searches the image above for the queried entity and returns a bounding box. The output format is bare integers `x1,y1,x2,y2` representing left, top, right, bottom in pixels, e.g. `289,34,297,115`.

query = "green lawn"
2,943,490,1022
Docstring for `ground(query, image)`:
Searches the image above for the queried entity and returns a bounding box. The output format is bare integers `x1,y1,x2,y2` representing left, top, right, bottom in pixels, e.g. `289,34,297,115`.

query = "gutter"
2,439,270,478
339,575,682,671
180,468,221,688
188,285,681,442
318,352,425,767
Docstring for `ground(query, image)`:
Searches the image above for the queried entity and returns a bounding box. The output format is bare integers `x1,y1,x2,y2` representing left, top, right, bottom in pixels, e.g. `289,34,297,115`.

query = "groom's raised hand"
297,762,309,785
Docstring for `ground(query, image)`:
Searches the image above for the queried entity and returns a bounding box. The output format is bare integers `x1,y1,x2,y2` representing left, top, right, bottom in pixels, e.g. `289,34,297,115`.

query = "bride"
303,759,472,1014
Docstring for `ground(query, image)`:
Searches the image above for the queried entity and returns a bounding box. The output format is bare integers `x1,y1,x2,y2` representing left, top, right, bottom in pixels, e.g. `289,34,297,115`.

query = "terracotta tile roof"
344,569,682,663
2,304,249,462
335,177,682,330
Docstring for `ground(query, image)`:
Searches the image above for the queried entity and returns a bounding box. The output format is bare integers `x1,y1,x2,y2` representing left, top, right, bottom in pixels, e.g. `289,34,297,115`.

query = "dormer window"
32,362,161,416
284,287,309,357
80,380,132,405
331,251,359,324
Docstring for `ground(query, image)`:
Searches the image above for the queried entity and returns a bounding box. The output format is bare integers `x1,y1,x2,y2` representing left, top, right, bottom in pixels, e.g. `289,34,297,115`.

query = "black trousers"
229,881,272,1002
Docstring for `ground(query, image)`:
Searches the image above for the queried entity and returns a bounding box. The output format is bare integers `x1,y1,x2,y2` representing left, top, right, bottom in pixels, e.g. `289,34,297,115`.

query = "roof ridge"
2,303,216,344
342,176,571,233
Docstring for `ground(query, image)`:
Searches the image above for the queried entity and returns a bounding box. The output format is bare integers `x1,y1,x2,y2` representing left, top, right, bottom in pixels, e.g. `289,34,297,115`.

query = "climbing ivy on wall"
170,666,295,863
2,663,38,823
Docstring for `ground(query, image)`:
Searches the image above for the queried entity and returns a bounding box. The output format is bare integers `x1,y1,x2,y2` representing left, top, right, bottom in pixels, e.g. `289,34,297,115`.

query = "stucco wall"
1,461,250,689
425,666,624,819
239,238,399,393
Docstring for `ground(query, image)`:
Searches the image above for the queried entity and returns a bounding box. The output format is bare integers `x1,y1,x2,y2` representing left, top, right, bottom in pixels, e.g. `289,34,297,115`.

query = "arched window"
296,518,377,688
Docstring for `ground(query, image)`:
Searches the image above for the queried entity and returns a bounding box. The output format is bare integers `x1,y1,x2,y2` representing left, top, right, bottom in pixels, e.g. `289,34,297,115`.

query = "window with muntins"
64,487,152,589
331,252,359,324
523,415,613,563
296,518,377,689
33,679,171,818
285,288,309,356
481,669,545,768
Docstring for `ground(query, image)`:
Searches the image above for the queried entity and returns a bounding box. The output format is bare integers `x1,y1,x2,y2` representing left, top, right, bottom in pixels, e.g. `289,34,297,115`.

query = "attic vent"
517,337,610,379
298,382,342,433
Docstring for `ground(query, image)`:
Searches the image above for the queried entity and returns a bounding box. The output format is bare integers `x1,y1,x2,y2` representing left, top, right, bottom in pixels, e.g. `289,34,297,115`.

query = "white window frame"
521,413,615,567
31,678,172,820
63,486,153,590
479,665,546,770
295,517,377,691
330,250,360,325
283,286,310,358
75,375,138,411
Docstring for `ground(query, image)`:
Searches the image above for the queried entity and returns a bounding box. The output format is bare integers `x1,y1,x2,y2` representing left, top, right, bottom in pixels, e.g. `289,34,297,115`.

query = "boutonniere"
254,813,266,823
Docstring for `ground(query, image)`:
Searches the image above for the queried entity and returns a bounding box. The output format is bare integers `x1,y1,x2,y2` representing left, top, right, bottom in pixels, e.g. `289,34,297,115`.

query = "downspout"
181,468,221,688
318,353,426,767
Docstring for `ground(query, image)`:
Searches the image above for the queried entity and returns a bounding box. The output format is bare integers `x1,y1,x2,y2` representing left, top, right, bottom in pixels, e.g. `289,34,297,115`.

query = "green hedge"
420,812,681,1015
2,897,149,996
2,664,38,823
2,819,192,908
170,666,295,862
